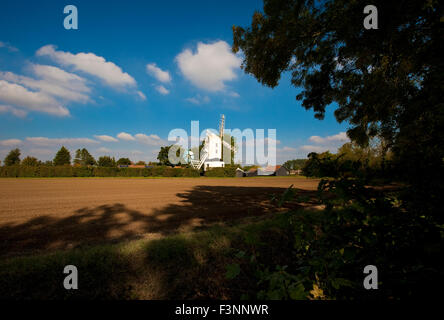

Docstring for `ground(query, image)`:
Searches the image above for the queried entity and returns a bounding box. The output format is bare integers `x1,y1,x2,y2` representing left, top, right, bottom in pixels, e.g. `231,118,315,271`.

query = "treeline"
0,146,201,177
301,141,393,181
0,147,144,167
0,165,200,178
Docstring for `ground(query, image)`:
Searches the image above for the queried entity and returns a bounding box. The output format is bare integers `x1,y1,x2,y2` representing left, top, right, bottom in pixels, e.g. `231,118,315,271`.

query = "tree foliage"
302,140,392,179
233,0,442,140
97,156,116,167
3,148,21,166
157,146,172,166
233,0,443,220
222,133,236,165
73,148,96,166
283,159,306,170
116,158,131,166
21,156,40,166
229,0,444,299
53,146,71,166
157,145,185,166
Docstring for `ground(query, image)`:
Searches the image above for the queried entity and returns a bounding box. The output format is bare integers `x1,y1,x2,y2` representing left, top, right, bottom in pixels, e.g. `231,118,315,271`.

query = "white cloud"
308,132,349,144
146,63,171,83
300,145,331,153
276,146,303,164
97,147,111,153
0,139,22,146
28,148,53,156
36,45,136,88
135,133,165,146
26,137,99,146
0,64,93,116
0,66,90,104
228,91,240,98
117,132,135,141
0,41,18,52
0,80,69,116
186,94,210,105
137,90,147,100
155,85,169,95
286,132,350,158
176,40,241,91
94,135,118,142
0,104,27,117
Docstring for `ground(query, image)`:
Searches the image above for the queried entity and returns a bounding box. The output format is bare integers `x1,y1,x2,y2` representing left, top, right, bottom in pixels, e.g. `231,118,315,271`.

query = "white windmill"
190,114,235,171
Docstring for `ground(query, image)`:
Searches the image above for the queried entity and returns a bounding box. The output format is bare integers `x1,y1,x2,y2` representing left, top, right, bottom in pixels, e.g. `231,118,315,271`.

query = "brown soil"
0,177,319,256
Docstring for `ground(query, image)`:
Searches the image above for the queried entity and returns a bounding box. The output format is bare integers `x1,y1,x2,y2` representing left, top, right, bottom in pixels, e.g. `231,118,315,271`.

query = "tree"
136,161,146,165
116,158,131,166
157,146,172,166
233,0,441,141
283,159,307,170
233,0,443,219
222,133,236,165
4,148,21,166
157,145,185,166
73,148,96,166
21,156,40,166
53,146,71,166
98,156,116,167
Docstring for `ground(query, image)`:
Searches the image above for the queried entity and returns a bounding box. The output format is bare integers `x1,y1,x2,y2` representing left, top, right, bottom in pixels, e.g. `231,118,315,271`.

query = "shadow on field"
0,185,318,257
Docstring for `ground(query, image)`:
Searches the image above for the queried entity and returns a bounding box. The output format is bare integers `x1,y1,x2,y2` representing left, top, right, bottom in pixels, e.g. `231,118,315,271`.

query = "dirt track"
0,177,319,256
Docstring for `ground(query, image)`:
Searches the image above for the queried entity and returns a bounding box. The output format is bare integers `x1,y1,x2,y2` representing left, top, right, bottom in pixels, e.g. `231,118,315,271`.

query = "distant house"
256,165,289,176
290,169,302,175
128,164,146,169
257,166,275,176
246,168,258,177
275,165,289,176
235,168,246,177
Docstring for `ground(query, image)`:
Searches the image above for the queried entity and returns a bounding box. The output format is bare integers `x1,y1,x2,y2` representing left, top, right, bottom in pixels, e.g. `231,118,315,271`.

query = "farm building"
246,168,258,177
275,165,290,176
235,168,246,177
257,165,289,176
256,165,289,176
257,166,275,176
128,165,146,169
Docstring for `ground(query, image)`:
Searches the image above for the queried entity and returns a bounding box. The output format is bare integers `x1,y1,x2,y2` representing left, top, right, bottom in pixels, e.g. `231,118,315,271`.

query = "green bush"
204,165,238,177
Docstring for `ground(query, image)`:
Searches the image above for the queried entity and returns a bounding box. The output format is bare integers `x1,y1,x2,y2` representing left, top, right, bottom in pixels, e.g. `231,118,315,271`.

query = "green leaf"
225,263,241,280
289,283,306,300
331,278,354,290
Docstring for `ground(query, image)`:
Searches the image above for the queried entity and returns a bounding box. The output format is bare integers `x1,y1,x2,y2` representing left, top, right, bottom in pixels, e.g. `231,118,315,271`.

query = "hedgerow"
0,166,200,178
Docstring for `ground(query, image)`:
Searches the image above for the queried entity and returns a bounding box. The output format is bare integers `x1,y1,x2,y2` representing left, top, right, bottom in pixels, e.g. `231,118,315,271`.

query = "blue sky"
0,0,349,164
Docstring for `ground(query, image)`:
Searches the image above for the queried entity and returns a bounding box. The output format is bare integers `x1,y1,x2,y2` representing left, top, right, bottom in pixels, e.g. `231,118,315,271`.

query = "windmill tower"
219,114,225,140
